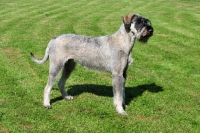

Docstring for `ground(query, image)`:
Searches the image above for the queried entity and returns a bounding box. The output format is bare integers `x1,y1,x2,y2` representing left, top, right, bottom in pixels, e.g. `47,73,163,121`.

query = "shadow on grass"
51,83,163,106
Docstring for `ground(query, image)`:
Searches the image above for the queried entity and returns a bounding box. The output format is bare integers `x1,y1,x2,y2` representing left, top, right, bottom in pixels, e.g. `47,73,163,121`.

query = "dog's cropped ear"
123,13,133,25
122,13,134,32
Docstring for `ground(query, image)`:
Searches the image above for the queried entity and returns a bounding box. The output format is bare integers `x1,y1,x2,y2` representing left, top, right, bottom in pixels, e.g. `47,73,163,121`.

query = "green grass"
0,0,200,132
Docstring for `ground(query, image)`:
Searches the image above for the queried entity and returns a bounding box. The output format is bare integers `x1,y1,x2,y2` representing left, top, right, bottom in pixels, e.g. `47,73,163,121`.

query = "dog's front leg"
112,51,128,115
128,54,134,66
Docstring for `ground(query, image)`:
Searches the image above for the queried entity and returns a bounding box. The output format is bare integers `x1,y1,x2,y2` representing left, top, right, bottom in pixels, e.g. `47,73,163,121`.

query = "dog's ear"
123,13,133,25
122,13,134,32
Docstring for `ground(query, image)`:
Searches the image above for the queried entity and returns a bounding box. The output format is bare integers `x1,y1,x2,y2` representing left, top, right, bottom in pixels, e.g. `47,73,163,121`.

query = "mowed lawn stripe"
0,0,200,132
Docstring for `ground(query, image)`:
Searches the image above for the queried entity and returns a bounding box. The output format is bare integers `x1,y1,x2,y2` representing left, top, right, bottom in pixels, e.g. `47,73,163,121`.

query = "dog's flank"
30,13,153,115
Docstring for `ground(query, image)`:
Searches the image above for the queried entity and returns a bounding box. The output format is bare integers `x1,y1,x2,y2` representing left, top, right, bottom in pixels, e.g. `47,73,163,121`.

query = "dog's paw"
64,95,74,100
44,105,52,109
119,111,128,115
116,106,127,115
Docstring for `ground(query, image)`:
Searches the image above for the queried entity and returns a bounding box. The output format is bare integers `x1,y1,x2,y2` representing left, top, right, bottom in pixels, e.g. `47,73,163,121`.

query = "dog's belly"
78,59,111,72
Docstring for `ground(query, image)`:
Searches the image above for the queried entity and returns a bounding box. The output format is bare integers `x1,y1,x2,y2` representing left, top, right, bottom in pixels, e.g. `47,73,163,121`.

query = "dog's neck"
112,24,136,53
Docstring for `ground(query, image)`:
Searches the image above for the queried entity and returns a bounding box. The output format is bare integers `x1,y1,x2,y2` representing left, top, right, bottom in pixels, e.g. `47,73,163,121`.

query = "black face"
131,15,154,42
139,25,153,42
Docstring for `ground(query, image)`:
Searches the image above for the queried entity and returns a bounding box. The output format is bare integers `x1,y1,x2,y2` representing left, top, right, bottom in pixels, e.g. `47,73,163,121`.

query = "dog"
30,13,153,115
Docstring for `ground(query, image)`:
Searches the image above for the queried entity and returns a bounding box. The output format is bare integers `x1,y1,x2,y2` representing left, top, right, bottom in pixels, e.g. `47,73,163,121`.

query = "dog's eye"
137,20,141,24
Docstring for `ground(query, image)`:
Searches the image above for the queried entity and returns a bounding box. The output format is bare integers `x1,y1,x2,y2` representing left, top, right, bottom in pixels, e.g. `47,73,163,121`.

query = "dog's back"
49,34,112,72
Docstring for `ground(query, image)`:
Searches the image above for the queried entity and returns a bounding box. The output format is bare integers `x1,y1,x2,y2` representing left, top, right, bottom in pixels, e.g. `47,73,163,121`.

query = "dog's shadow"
51,83,163,105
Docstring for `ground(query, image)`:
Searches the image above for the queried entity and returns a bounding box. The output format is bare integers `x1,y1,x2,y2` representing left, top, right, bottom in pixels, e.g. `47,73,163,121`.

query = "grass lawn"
0,0,200,132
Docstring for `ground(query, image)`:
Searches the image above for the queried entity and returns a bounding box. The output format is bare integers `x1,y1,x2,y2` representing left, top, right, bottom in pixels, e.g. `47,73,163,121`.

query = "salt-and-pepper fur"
30,14,153,115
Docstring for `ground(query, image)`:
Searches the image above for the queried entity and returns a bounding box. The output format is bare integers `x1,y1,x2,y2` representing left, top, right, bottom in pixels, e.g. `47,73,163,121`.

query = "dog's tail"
30,46,50,65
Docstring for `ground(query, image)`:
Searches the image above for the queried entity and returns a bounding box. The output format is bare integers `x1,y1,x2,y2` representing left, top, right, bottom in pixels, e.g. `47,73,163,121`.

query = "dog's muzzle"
139,20,154,43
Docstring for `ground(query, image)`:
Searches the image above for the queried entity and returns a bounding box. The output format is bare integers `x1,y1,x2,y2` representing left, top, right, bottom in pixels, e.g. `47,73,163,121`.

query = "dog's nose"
149,28,153,33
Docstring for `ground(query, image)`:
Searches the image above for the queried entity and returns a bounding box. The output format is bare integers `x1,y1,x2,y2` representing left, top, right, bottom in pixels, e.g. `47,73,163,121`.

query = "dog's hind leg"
58,59,76,100
112,74,127,115
43,60,63,108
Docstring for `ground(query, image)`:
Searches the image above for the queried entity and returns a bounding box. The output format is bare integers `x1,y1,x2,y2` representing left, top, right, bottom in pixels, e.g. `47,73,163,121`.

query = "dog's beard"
141,28,148,37
135,27,145,37
137,27,152,43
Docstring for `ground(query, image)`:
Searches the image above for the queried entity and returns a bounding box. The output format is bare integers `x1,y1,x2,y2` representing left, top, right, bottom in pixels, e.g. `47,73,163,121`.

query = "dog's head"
123,13,153,42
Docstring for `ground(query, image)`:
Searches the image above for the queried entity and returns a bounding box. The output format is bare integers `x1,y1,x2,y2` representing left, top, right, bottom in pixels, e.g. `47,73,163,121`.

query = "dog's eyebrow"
143,19,152,25
147,19,152,25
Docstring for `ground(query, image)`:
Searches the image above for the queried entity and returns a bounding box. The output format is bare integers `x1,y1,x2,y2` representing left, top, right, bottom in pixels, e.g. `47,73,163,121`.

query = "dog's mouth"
138,35,151,43
137,26,153,43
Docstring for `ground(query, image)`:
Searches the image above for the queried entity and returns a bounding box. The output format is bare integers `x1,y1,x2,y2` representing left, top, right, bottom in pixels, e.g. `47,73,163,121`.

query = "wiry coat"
34,24,135,72
31,14,153,115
